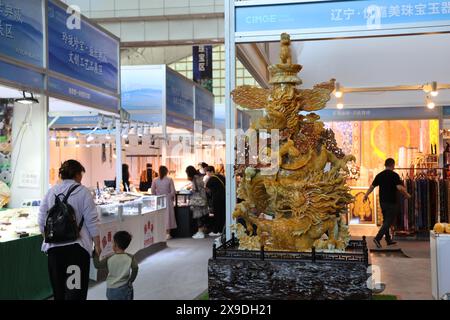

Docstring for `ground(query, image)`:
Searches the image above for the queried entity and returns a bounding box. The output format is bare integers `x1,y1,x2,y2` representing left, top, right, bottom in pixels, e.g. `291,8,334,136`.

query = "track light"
129,123,136,135
337,97,344,109
15,91,39,105
143,126,150,136
334,82,343,98
50,130,57,141
68,131,76,141
122,123,130,138
426,95,435,109
431,81,439,97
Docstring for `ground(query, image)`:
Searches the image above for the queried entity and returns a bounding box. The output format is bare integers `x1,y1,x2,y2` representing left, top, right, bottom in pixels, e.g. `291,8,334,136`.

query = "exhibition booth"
121,64,216,189
0,0,168,299
214,0,450,300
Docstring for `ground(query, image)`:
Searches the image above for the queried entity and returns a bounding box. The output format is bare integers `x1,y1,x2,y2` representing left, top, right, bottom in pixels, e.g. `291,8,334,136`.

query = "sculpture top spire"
268,33,302,85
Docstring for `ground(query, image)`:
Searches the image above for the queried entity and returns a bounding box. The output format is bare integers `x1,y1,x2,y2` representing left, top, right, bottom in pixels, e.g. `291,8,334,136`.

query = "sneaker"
373,238,382,249
386,240,397,246
192,232,205,239
208,232,221,237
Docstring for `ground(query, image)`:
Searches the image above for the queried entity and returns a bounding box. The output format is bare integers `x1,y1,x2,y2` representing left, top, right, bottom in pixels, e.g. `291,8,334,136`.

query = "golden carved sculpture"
231,33,354,252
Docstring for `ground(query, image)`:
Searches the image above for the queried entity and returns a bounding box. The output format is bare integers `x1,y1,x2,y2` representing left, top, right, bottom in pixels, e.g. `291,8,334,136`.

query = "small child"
93,231,139,300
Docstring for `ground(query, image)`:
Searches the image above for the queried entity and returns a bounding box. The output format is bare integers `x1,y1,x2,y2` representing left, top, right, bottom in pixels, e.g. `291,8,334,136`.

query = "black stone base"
208,258,372,300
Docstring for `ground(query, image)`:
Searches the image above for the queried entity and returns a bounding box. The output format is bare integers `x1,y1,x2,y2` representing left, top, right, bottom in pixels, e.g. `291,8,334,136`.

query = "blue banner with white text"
0,0,44,67
47,0,119,93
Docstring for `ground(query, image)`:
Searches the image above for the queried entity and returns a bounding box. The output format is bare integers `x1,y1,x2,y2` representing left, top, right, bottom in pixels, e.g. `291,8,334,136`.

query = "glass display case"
96,195,168,219
0,208,40,243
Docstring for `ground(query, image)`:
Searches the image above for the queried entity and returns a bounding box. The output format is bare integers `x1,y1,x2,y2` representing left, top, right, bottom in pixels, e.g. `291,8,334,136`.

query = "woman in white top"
38,160,101,300
151,166,177,239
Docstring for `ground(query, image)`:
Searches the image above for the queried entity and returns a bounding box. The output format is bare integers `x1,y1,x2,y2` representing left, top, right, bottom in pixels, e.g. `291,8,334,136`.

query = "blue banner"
193,45,213,92
121,65,164,124
166,115,194,131
47,0,118,93
236,0,450,38
0,0,44,67
195,86,214,127
48,77,119,112
316,107,441,121
166,68,194,118
0,60,44,89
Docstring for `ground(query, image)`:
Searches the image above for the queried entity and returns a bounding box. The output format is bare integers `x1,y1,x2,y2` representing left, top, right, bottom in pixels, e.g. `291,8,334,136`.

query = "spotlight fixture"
151,135,155,146
122,123,130,138
86,134,94,143
334,82,343,98
50,130,57,141
431,81,439,97
426,95,435,109
15,91,39,105
67,131,76,141
143,125,150,136
337,97,344,109
129,123,136,135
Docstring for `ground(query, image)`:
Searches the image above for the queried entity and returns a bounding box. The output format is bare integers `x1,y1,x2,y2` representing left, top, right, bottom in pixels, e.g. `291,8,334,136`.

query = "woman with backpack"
38,160,101,300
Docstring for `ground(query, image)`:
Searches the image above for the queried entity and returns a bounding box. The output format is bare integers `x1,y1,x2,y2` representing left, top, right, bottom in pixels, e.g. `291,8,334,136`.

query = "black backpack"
44,184,84,244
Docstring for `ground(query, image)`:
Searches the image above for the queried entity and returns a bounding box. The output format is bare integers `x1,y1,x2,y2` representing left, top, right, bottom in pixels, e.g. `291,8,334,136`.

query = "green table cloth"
0,235,52,300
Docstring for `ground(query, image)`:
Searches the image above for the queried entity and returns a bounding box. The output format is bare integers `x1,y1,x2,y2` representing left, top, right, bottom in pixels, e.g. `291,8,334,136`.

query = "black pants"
211,203,226,234
47,244,90,300
375,202,398,242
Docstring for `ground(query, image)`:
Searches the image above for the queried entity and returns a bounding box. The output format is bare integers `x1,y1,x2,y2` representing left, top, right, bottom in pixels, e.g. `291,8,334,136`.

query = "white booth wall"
10,100,47,208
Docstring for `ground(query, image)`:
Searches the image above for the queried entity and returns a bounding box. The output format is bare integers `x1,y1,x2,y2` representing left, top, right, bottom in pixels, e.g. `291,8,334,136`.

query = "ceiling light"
337,97,344,109
15,91,39,105
68,131,76,141
50,130,57,141
143,126,150,136
426,95,435,109
431,81,439,97
334,82,343,98
105,133,111,140
122,123,130,138
86,144,91,148
129,123,136,135
87,135,94,142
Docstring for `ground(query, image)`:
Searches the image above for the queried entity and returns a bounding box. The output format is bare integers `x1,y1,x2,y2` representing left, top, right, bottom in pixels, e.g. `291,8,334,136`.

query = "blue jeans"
106,283,134,300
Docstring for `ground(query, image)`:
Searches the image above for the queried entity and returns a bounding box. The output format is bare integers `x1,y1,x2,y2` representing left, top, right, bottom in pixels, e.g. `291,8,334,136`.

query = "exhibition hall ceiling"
264,33,450,108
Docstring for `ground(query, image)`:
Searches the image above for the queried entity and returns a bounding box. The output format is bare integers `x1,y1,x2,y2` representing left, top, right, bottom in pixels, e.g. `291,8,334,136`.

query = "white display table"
430,231,450,300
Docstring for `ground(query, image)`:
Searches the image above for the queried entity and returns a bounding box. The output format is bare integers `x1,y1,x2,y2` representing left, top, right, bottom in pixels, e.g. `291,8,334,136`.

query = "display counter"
171,191,197,238
90,194,168,281
0,193,169,295
0,208,52,299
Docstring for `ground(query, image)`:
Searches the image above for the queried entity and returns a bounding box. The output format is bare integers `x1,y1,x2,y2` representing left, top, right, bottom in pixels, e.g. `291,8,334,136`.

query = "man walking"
363,158,411,248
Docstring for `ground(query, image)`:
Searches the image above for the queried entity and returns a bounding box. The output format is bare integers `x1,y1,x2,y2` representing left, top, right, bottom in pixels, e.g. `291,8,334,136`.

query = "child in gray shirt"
93,231,138,300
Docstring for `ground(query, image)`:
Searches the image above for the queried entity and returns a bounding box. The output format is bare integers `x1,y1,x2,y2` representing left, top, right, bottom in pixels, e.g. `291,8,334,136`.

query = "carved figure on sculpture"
231,33,355,252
